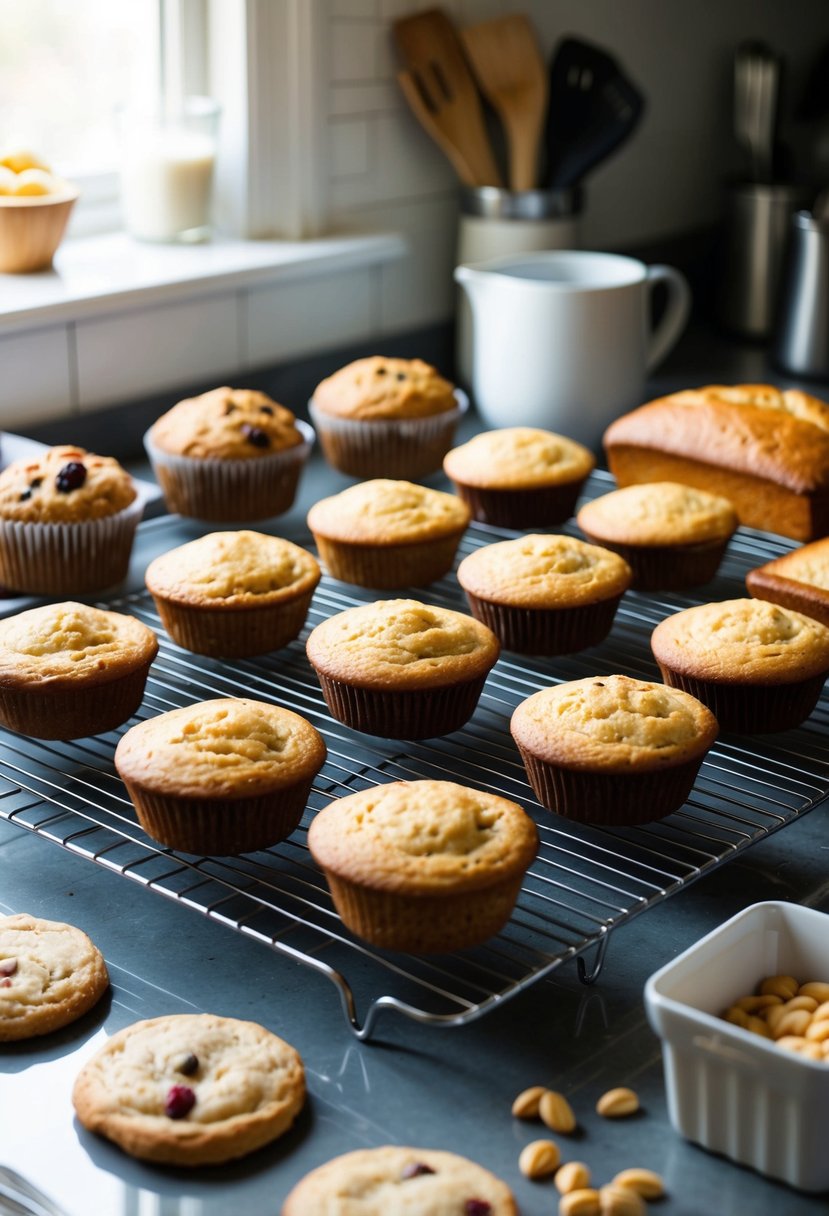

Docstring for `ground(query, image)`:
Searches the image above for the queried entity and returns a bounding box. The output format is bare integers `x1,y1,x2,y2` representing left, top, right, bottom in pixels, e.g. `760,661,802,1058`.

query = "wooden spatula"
393,7,502,188
460,14,547,191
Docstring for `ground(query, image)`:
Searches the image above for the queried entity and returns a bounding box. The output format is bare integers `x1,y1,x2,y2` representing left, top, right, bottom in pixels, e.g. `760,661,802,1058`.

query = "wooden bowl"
0,185,79,273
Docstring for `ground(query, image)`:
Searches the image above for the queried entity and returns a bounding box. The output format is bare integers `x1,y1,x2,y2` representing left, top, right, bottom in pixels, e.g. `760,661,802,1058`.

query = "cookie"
0,913,109,1041
72,1013,305,1166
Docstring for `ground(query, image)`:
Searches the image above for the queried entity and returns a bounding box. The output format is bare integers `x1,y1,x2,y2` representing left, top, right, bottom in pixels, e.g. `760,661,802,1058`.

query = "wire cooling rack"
2,470,829,1040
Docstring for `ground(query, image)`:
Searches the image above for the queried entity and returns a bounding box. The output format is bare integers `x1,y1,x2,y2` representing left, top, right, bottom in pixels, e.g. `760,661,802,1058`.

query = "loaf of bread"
603,384,829,541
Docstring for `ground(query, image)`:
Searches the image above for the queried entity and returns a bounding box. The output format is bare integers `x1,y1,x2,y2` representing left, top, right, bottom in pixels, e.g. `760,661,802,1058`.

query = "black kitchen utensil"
545,36,645,189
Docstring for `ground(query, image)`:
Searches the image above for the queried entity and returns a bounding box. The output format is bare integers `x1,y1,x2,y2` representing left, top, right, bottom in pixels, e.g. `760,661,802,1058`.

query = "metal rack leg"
577,933,610,985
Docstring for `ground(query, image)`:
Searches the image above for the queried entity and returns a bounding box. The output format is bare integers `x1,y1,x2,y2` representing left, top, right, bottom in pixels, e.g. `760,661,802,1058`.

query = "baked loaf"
72,1013,305,1166
308,779,538,952
150,387,303,458
312,357,456,420
282,1146,518,1215
604,384,829,541
746,537,829,627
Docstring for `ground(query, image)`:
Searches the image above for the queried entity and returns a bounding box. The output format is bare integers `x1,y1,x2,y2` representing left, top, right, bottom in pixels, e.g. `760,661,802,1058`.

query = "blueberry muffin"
145,386,312,521
0,445,142,593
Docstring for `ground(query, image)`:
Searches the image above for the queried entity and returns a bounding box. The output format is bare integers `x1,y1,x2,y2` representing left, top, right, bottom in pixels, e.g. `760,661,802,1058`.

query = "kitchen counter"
3,325,829,1215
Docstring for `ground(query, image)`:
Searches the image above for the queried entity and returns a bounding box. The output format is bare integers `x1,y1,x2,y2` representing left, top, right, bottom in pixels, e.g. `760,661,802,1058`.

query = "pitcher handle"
645,264,692,372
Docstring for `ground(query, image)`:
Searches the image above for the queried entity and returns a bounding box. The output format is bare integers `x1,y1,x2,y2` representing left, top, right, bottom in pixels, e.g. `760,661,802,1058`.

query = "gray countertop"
2,325,829,1216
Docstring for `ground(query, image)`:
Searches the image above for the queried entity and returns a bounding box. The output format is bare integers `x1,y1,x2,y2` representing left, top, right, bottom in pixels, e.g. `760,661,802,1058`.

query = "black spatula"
545,37,645,189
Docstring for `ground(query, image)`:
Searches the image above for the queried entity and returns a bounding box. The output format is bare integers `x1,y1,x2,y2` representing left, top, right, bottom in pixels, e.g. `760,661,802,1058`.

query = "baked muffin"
746,537,829,627
72,1013,305,1166
510,674,718,825
577,481,738,590
145,386,312,521
307,780,538,952
0,445,142,594
309,356,465,479
443,426,595,528
0,602,158,739
456,534,632,655
115,697,326,854
145,531,320,657
651,598,829,733
305,598,500,738
307,478,470,589
282,1146,518,1215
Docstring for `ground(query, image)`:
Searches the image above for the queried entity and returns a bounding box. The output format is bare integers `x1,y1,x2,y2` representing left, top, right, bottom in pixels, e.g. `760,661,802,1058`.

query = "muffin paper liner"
448,477,587,529
121,777,315,855
655,665,829,734
143,420,313,522
579,532,731,591
0,663,153,740
312,671,489,739
0,495,144,595
462,592,622,656
308,390,467,480
151,589,316,658
312,530,465,590
321,870,526,954
515,744,708,826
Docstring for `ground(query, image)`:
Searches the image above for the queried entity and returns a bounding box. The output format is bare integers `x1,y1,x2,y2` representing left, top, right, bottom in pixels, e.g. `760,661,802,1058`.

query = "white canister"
456,186,581,386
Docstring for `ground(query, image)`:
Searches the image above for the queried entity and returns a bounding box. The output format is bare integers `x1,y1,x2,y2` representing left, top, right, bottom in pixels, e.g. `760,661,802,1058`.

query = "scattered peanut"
799,982,829,1003
555,1162,592,1195
596,1087,639,1118
759,974,799,1000
559,1188,601,1216
518,1138,560,1179
599,1184,645,1216
611,1167,666,1200
511,1085,547,1119
540,1089,577,1134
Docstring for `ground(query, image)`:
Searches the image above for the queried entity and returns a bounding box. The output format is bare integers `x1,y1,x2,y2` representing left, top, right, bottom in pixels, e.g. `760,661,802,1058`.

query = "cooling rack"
2,470,829,1040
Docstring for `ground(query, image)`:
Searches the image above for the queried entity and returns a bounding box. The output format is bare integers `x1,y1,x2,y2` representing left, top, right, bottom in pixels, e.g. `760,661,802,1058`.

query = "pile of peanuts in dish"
723,975,829,1059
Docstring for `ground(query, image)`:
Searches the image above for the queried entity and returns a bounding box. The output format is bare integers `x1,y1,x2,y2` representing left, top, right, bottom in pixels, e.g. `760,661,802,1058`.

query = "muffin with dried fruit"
0,445,142,594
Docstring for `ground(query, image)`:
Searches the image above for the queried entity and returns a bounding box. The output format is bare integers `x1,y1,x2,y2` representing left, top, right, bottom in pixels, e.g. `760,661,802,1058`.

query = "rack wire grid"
2,469,829,1040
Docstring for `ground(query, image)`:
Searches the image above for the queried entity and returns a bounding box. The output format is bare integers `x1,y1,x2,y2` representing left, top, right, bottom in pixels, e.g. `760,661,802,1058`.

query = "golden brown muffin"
510,674,718,825
0,602,158,739
309,357,463,479
145,387,311,521
443,426,595,528
307,478,470,589
306,598,500,738
145,531,320,657
308,780,538,952
651,598,829,732
282,1146,518,1215
115,697,327,854
604,384,829,541
0,446,142,594
456,534,631,654
577,481,738,590
746,538,829,627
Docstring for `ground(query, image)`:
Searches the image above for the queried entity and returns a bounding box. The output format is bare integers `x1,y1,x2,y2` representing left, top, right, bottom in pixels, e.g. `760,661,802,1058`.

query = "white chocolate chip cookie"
72,1013,305,1166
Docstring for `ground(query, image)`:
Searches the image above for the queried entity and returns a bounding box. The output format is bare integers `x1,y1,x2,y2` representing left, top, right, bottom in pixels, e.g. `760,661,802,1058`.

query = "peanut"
813,1000,829,1022
759,974,799,1000
539,1089,577,1134
798,1042,824,1061
735,993,782,1012
799,982,829,1003
611,1167,666,1200
518,1138,560,1179
596,1087,639,1118
776,1035,809,1052
745,1014,772,1038
773,1009,812,1039
560,1189,601,1216
781,995,818,1015
724,1005,750,1028
764,1003,789,1033
806,1019,829,1042
511,1085,547,1119
555,1162,591,1194
599,1184,645,1216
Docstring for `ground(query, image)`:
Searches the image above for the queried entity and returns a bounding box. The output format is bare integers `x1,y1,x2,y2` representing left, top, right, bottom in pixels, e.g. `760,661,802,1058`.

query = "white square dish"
644,900,829,1191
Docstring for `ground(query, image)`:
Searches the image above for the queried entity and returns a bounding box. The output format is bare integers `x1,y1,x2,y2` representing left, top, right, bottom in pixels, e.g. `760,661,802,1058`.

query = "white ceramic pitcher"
455,250,691,452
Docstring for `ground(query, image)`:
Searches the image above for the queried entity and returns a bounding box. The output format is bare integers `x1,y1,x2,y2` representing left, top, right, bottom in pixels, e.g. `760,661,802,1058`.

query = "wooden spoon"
461,14,547,191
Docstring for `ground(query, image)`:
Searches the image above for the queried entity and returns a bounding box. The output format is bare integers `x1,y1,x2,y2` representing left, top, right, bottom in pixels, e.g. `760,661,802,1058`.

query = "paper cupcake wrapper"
151,589,315,658
0,662,153,740
463,592,622,656
579,532,731,592
655,665,828,734
308,390,468,480
516,744,707,826
448,477,587,529
312,670,489,739
144,420,313,522
321,870,525,954
0,495,144,595
312,530,465,590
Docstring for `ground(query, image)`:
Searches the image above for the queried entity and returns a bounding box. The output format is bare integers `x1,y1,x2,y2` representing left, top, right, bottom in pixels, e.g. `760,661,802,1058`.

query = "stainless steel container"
773,209,829,379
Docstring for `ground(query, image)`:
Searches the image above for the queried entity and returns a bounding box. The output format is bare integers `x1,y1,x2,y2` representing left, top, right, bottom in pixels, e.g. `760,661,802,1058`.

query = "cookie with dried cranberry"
282,1146,517,1215
0,913,109,1041
72,1013,305,1166
0,445,142,593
